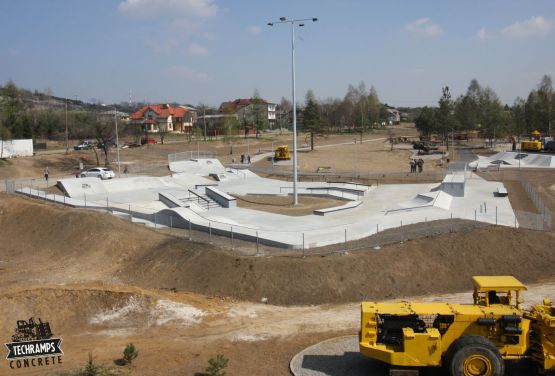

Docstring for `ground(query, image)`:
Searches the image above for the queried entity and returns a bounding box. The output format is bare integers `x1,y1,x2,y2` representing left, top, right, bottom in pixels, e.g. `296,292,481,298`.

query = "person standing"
241,153,245,164
247,154,251,164
410,159,415,173
44,166,49,183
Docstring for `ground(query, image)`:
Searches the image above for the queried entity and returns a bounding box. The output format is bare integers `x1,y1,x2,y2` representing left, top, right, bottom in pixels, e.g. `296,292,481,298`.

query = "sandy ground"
0,125,424,184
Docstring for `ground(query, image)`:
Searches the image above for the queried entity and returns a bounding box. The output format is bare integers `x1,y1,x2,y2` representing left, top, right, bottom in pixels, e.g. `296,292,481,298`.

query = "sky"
1,0,554,108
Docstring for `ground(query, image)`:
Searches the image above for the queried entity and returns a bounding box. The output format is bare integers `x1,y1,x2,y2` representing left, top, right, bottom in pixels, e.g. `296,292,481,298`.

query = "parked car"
80,167,115,180
74,140,95,150
140,137,158,145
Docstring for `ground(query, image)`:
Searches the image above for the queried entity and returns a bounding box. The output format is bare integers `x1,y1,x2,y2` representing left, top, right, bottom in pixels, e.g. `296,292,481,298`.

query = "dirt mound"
1,193,555,306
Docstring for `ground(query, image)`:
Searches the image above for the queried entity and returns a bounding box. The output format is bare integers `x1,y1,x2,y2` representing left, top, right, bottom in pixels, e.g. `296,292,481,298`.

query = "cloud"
476,16,553,42
404,18,443,37
119,0,218,18
500,16,553,39
247,25,261,34
475,27,494,41
166,65,209,81
187,43,208,57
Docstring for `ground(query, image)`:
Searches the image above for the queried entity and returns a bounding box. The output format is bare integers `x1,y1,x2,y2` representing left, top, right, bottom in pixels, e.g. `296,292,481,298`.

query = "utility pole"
114,108,121,178
203,107,207,142
65,100,69,154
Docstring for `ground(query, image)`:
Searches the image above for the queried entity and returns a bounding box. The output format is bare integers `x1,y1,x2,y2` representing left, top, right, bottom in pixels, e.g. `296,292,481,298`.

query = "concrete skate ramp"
57,177,108,197
58,174,214,198
524,153,555,167
169,158,226,174
399,193,434,208
390,191,452,214
469,151,555,169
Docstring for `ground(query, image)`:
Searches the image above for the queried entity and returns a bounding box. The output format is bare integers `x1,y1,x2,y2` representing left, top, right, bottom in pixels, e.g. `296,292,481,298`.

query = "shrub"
122,343,138,364
206,354,229,376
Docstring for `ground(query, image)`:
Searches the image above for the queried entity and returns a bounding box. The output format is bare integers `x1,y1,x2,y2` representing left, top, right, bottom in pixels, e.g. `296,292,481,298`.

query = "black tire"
445,335,504,376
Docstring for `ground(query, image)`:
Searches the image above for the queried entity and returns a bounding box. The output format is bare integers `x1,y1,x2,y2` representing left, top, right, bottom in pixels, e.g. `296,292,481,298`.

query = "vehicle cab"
472,276,527,308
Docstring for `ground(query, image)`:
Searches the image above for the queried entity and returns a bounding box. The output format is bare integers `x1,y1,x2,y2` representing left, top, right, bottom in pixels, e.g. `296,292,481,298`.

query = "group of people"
240,153,251,164
410,158,425,173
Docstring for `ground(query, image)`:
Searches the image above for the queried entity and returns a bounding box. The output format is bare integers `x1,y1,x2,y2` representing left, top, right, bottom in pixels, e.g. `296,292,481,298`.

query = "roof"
472,276,527,291
219,98,268,113
130,104,188,120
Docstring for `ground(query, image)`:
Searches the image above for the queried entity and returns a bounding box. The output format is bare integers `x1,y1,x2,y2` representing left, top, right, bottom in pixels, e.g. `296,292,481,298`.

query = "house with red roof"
130,104,196,133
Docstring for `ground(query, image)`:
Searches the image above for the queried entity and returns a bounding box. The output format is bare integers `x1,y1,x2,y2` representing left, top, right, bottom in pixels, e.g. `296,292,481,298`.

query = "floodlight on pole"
267,16,318,205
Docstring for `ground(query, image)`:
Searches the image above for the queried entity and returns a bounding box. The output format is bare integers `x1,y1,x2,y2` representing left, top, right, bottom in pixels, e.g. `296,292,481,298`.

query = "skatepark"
14,156,517,249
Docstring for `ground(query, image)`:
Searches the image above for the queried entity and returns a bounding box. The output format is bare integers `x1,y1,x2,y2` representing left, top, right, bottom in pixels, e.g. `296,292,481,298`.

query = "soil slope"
1,193,554,305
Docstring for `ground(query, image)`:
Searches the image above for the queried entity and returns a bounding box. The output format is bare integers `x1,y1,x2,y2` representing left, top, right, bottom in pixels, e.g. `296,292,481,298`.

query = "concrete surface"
16,158,519,249
469,151,555,170
290,336,387,376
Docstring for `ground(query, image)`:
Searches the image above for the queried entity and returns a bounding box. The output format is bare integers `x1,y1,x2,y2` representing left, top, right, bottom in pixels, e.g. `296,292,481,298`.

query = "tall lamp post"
268,16,318,205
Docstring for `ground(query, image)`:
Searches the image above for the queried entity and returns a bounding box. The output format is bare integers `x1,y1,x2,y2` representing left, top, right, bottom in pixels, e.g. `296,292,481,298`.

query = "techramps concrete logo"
5,317,63,370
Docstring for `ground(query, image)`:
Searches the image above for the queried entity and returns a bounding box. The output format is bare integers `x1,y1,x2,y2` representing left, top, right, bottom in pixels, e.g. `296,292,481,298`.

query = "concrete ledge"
497,187,508,197
206,186,236,208
159,192,183,208
307,186,367,197
314,200,361,216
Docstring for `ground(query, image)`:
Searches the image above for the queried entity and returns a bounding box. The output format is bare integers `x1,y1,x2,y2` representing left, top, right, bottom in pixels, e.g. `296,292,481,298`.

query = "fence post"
128,204,131,220
170,216,173,235
376,223,378,234
474,210,477,221
495,206,498,225
230,226,234,250
256,231,259,255
302,233,305,257
344,228,347,252
484,201,487,213
154,214,157,231
400,220,403,242
209,222,212,243
188,219,192,240
106,196,109,212
84,193,87,208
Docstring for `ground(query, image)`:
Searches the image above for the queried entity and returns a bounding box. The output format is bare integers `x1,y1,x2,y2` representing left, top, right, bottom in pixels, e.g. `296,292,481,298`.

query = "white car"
80,167,115,180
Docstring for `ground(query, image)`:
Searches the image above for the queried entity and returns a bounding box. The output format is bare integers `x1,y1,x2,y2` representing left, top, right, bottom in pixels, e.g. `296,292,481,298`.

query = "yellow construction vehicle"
521,130,543,152
274,145,290,160
360,276,554,375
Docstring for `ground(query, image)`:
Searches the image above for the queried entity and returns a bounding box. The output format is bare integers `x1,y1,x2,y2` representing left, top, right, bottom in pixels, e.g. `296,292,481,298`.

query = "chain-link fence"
251,166,447,185
3,184,525,258
168,150,216,164
519,175,553,231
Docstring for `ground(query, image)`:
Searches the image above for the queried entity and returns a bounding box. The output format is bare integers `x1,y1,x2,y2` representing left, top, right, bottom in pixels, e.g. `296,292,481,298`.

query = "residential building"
99,109,130,122
218,98,277,131
130,104,195,133
386,107,401,124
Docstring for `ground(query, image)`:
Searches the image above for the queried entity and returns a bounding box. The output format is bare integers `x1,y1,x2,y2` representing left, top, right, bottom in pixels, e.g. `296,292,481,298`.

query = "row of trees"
297,82,394,150
415,75,554,145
